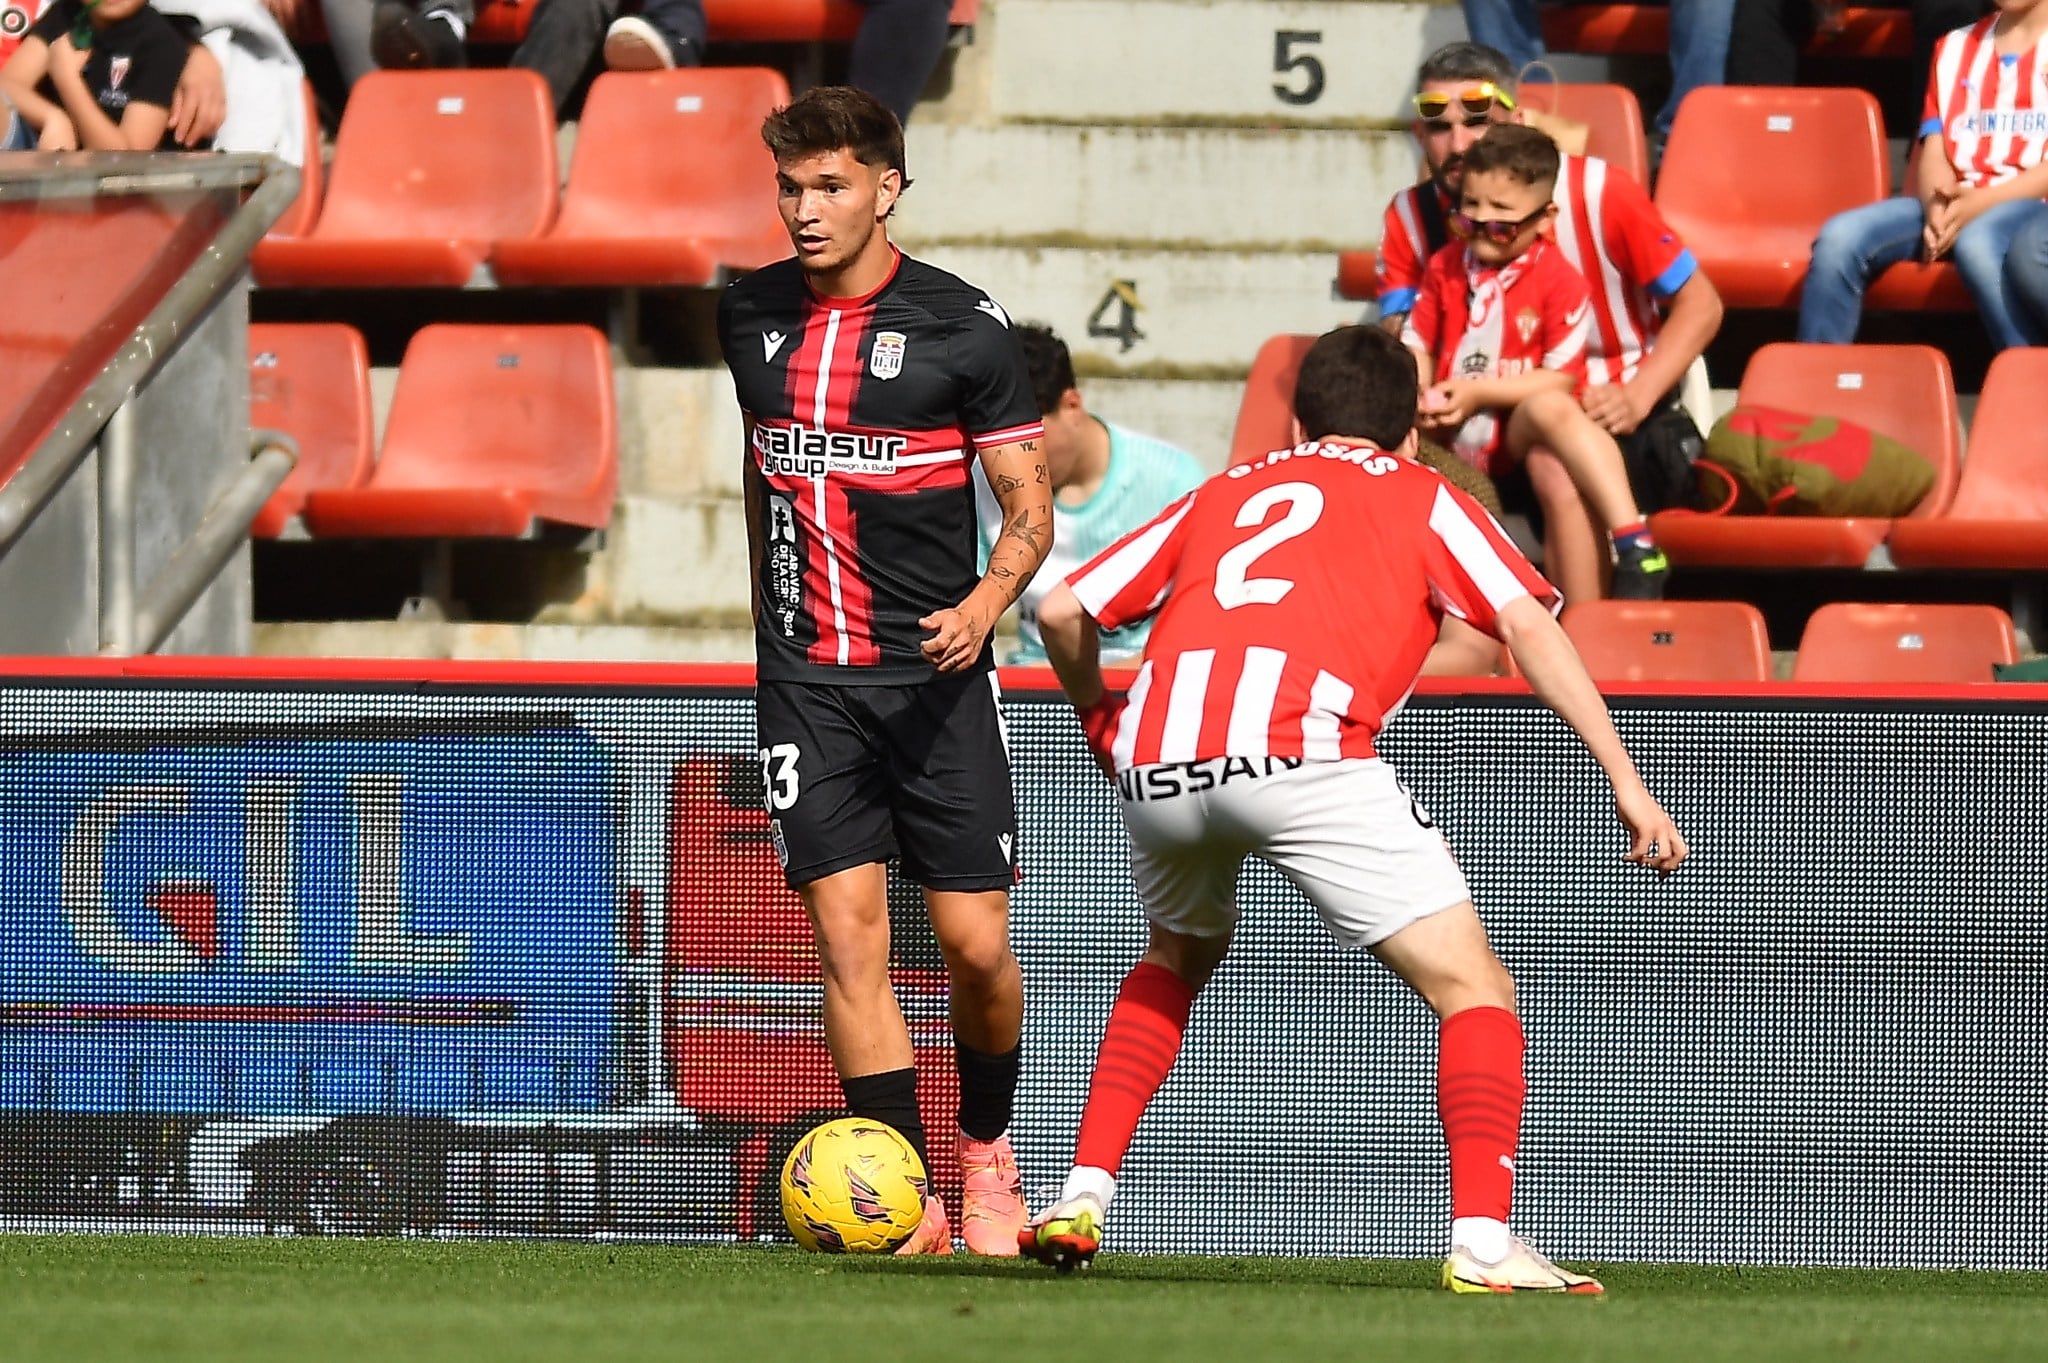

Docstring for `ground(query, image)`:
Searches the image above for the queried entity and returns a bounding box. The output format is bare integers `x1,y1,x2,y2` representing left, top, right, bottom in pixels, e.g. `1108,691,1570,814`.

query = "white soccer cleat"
1442,1238,1605,1295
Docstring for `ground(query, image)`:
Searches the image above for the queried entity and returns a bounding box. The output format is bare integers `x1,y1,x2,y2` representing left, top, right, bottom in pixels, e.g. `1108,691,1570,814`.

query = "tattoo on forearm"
1003,510,1048,556
1032,462,1049,485
993,473,1024,495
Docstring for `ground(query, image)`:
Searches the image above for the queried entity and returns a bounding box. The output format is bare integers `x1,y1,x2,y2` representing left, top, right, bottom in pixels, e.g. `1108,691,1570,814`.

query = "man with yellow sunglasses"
1371,41,1724,607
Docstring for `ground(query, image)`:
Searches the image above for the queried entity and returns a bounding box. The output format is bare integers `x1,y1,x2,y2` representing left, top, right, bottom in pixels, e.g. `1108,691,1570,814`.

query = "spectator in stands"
157,0,305,163
1456,0,1734,145
976,324,1205,665
1377,43,1719,600
1,0,193,148
368,0,948,125
1403,125,1670,603
1798,0,2048,350
1727,0,1987,101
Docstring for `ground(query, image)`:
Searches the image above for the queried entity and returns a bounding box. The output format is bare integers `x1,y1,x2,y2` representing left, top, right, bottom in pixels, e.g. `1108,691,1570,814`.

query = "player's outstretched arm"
1496,596,1688,875
1038,582,1117,777
922,438,1053,672
1038,582,1104,707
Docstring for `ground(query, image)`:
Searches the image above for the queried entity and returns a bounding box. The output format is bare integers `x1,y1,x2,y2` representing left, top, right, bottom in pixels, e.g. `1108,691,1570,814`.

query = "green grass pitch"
0,1236,2042,1363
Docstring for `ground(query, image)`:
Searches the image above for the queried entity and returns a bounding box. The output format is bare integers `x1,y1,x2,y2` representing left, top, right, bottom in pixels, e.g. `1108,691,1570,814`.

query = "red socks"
1073,961,1197,1175
1438,1005,1526,1223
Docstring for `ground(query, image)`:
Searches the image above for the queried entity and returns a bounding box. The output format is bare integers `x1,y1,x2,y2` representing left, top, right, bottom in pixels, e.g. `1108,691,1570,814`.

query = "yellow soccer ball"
779,1117,929,1253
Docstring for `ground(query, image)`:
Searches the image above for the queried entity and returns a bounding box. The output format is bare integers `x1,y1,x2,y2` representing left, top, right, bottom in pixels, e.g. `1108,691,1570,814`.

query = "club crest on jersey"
1459,351,1493,377
869,331,907,381
1515,307,1540,344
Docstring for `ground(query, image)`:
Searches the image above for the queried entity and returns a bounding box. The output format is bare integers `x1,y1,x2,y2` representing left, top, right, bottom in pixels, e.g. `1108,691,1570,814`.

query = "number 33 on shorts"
760,744,801,811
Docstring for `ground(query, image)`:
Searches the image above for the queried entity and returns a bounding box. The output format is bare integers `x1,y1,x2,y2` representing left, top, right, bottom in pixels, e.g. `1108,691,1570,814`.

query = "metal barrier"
0,155,299,654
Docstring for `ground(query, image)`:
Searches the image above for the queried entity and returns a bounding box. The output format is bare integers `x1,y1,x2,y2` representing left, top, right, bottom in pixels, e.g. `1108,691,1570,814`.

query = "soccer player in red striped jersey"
1018,325,1688,1292
1800,0,2048,350
716,86,1054,1256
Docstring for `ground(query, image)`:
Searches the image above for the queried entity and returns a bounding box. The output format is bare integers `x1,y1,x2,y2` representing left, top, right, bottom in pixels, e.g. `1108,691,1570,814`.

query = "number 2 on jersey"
1213,482,1325,609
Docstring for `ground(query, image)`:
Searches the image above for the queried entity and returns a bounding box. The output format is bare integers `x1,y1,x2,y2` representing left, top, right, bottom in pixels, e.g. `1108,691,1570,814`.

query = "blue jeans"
1660,0,1735,139
1460,0,1544,70
1458,0,1733,138
2,111,31,151
1799,194,2048,351
2008,207,2048,345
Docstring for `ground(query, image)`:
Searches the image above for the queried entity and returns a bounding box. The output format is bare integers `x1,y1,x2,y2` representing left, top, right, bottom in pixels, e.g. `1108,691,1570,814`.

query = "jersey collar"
805,245,903,308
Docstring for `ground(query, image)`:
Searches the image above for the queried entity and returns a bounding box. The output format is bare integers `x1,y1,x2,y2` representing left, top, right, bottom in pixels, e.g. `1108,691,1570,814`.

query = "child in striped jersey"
1800,0,2048,350
975,324,1206,665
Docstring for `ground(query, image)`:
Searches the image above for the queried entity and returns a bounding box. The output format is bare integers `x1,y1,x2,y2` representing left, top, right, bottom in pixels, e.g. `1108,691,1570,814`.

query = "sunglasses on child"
1413,82,1517,128
1449,206,1549,244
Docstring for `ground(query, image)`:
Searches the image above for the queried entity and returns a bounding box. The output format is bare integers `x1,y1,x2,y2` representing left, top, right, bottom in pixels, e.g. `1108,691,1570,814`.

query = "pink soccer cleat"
957,1132,1028,1256
893,1195,953,1256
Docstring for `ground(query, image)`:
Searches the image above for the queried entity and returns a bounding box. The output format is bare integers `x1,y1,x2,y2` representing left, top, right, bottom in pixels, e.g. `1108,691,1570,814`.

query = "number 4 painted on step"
1088,280,1146,354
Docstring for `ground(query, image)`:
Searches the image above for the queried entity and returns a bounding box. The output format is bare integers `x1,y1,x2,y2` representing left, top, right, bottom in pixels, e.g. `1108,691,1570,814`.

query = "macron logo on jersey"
974,299,1011,328
762,331,788,363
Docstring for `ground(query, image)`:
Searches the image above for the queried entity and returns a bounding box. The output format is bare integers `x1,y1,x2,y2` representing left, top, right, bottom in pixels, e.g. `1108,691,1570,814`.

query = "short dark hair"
1459,123,1560,197
761,85,910,186
1292,326,1417,449
1415,41,1518,93
1016,324,1077,416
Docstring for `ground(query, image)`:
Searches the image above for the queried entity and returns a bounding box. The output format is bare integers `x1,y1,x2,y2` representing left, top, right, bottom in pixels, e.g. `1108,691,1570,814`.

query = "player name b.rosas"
754,424,908,477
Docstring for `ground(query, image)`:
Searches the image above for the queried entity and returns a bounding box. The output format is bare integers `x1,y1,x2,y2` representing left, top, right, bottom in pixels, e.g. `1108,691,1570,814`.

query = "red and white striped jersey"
1377,155,1698,388
1066,441,1558,771
1924,17,2048,191
718,251,1044,685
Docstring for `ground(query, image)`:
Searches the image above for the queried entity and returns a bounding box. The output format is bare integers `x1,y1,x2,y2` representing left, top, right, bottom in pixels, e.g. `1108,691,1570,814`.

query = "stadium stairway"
255,0,1526,658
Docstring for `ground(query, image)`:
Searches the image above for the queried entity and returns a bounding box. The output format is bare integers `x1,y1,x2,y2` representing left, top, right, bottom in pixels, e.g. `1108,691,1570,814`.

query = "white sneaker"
603,16,675,70
1442,1237,1605,1294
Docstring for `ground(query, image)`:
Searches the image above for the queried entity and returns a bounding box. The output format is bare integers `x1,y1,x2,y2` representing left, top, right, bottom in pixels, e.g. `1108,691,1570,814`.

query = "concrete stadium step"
980,0,1464,124
897,122,1418,251
893,243,1362,374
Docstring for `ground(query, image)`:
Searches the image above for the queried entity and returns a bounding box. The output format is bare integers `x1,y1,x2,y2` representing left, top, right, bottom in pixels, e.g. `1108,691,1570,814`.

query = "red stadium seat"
1542,4,1908,57
259,82,324,242
1650,343,1958,569
702,0,975,41
492,68,792,288
1887,348,2048,569
301,324,617,538
1521,83,1650,187
1790,602,2019,682
1655,87,1886,308
1561,600,1773,682
246,324,375,540
1336,248,1378,304
1228,334,1316,466
251,70,558,289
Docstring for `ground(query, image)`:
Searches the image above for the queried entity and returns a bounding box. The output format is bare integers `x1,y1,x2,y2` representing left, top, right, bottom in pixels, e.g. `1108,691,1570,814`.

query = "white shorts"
1116,756,1470,949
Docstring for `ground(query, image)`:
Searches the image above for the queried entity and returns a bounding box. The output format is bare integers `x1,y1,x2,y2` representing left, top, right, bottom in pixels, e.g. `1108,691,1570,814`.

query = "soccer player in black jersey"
716,86,1053,1256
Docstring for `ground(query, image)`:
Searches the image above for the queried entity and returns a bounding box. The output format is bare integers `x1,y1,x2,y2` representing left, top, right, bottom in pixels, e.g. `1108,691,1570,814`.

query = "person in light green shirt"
975,324,1207,665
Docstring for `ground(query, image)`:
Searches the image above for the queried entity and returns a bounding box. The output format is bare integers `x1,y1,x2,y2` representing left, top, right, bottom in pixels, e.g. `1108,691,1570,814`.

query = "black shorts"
753,671,1017,892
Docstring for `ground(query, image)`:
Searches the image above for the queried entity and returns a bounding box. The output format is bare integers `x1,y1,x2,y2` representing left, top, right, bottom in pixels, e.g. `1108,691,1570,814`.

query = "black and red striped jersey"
718,250,1043,685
